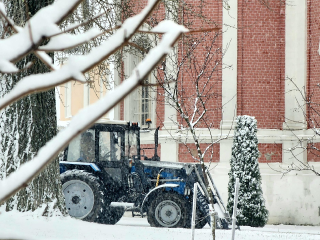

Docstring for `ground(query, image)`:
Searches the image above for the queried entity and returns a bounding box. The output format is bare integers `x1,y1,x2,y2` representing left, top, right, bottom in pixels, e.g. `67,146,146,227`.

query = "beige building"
57,51,156,129
58,73,110,123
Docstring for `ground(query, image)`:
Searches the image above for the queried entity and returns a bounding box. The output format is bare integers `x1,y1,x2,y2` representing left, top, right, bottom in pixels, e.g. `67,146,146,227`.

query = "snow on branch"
0,3,188,204
38,27,103,51
0,0,83,72
0,0,162,111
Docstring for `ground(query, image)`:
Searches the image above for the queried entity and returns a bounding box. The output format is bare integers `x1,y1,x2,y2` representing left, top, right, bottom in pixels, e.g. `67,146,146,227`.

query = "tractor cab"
63,121,140,163
60,121,141,185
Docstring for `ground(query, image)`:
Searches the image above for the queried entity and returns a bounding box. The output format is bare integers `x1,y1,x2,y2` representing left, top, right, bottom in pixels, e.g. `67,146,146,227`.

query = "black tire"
190,191,228,229
60,170,124,224
147,192,188,228
195,191,229,229
184,206,208,229
216,218,229,229
184,194,208,229
195,208,209,229
196,191,211,227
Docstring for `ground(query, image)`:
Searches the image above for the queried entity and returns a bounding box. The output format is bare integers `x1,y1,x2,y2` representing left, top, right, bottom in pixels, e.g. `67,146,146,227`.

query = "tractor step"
110,202,135,208
131,210,146,218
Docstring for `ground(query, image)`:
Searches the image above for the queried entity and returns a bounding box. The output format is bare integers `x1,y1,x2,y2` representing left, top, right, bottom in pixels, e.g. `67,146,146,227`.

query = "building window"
124,52,155,127
136,77,152,127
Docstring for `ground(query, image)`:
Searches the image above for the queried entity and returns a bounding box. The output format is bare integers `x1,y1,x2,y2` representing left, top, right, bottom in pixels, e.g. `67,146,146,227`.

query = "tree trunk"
0,0,66,216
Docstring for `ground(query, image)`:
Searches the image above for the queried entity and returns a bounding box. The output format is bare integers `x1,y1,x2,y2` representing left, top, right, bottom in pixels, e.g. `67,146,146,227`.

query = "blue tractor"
60,121,231,228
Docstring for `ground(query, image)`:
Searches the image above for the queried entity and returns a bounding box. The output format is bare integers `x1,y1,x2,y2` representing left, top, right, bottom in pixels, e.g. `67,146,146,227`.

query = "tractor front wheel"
147,192,188,228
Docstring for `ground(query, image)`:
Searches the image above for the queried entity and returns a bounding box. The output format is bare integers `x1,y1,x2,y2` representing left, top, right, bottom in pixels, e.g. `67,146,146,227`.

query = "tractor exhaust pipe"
152,127,160,161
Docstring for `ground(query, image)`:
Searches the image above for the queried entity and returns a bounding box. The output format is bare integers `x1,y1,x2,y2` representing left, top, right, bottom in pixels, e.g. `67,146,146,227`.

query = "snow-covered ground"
0,207,320,240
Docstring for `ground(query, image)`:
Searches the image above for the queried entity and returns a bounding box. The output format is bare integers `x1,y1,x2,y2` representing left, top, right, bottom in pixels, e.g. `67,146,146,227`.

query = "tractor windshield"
66,128,125,162
66,130,95,162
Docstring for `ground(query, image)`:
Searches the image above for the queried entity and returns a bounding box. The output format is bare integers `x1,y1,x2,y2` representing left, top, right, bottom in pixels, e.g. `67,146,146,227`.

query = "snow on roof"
58,119,130,128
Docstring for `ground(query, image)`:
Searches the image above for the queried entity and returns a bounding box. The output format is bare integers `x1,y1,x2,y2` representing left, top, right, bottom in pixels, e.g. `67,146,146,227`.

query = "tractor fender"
59,162,101,174
141,183,179,213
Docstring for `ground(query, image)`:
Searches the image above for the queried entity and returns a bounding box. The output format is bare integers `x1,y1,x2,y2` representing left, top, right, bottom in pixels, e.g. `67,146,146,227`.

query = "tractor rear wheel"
147,192,188,228
61,170,124,224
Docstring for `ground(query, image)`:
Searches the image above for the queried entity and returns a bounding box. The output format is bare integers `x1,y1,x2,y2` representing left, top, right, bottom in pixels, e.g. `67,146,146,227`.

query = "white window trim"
65,81,72,118
83,81,90,108
124,54,156,128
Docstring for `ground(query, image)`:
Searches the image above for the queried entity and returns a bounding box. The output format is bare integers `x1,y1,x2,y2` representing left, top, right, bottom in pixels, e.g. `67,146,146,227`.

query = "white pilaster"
284,0,307,130
220,0,238,131
220,0,238,163
219,139,234,164
162,52,178,129
283,0,308,164
112,58,122,121
160,140,179,162
163,2,178,130
163,83,178,129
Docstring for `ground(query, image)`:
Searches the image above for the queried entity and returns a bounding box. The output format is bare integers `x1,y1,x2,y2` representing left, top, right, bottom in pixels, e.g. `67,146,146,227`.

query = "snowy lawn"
0,207,320,240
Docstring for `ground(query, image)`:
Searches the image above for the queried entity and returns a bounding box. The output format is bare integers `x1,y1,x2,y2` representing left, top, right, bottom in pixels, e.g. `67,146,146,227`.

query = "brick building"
58,0,320,225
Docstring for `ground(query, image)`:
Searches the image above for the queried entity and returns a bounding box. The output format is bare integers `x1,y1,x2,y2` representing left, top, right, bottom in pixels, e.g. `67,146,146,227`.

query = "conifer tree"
227,115,268,227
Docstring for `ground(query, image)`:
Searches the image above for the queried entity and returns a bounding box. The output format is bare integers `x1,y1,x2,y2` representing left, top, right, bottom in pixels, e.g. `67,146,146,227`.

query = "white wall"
210,161,320,225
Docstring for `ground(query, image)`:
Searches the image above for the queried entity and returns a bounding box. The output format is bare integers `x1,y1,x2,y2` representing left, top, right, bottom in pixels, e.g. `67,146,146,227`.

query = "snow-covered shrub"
227,115,268,227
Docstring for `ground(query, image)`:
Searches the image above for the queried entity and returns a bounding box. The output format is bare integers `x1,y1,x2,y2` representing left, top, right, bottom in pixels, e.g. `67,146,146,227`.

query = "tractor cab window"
67,130,95,162
126,129,139,159
99,131,122,161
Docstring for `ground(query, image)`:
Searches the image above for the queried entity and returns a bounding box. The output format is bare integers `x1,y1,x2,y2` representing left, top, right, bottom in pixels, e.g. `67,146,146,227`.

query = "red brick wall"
172,1,222,162
307,143,320,162
176,0,222,129
178,143,219,163
175,31,222,129
258,143,282,163
122,1,293,164
120,100,124,120
237,0,285,129
307,0,320,133
140,144,161,160
306,1,320,162
120,1,223,131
